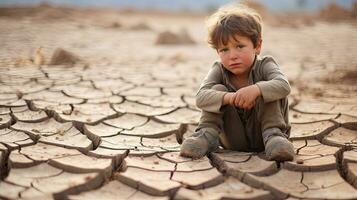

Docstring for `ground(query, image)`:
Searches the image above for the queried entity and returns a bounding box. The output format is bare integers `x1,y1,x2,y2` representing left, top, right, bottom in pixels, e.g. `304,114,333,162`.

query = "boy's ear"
255,39,262,55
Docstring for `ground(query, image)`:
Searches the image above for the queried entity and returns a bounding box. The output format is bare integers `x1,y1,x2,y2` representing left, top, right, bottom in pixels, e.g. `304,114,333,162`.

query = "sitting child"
180,4,295,162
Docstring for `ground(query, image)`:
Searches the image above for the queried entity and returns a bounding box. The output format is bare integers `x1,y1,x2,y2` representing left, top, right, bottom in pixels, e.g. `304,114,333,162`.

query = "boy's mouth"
230,63,242,67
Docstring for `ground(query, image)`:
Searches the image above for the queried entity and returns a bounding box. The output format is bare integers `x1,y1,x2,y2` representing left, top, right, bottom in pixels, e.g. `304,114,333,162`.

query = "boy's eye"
237,45,245,49
219,48,228,53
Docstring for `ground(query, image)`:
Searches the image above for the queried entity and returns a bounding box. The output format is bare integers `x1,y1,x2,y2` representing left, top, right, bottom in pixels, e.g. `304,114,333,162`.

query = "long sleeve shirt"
196,55,291,113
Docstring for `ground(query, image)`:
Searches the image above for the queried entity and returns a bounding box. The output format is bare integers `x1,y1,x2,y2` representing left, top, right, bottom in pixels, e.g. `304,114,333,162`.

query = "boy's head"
206,4,262,49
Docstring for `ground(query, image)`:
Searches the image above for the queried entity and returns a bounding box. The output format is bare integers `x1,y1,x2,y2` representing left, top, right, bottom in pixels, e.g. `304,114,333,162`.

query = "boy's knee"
256,98,289,132
212,84,228,92
256,98,287,117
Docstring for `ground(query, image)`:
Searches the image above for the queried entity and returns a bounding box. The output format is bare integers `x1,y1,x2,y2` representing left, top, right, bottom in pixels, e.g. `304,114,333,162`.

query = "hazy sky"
0,0,354,11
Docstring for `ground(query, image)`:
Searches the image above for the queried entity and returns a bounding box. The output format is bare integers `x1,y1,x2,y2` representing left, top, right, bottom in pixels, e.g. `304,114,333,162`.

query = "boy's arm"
255,59,291,103
196,62,228,113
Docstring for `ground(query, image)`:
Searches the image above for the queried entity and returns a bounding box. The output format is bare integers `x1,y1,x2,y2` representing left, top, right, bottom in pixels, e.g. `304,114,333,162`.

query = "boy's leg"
251,97,294,161
180,84,250,158
219,105,250,151
242,107,265,152
180,84,225,158
256,97,290,143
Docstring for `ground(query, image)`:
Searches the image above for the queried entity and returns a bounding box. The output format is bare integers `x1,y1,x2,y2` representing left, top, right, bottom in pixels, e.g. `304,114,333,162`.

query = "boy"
180,4,295,162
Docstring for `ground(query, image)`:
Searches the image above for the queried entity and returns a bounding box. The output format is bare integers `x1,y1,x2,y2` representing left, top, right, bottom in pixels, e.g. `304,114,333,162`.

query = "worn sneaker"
265,136,295,162
180,128,219,159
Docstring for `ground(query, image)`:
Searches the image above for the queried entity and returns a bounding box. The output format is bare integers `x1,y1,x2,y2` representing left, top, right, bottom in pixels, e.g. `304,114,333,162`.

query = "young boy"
180,4,295,162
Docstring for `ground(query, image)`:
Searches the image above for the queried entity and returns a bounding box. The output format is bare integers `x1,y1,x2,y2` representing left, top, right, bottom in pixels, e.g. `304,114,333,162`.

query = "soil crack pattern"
1,4,357,199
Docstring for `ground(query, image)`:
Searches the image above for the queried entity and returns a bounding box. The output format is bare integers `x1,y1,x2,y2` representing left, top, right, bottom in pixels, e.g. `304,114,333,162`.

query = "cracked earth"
0,6,357,200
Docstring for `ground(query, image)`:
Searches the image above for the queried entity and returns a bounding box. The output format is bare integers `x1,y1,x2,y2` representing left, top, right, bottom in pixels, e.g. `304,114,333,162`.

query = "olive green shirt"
196,55,291,113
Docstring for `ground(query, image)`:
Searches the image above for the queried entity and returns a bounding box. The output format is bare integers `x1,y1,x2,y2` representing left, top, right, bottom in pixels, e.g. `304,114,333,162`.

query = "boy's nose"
229,49,239,60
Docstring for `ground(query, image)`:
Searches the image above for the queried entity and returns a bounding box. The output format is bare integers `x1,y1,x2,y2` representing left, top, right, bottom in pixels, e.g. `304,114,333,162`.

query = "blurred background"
0,0,356,94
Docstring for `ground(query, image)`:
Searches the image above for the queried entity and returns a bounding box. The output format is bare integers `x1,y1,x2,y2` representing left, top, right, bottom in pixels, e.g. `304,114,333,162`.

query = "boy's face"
217,34,261,77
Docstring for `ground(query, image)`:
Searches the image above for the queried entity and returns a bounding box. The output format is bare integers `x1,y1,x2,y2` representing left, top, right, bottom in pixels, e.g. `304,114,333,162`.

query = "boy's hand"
230,85,261,109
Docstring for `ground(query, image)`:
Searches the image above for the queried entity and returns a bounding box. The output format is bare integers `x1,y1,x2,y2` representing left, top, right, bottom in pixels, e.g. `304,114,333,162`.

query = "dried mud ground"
0,7,357,200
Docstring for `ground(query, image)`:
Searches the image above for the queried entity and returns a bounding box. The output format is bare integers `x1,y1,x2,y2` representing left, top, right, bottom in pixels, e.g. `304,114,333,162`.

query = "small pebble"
244,188,253,193
31,129,40,133
296,159,304,164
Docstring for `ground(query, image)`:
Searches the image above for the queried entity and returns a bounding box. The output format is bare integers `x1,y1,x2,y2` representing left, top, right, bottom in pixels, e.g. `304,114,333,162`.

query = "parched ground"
0,6,357,200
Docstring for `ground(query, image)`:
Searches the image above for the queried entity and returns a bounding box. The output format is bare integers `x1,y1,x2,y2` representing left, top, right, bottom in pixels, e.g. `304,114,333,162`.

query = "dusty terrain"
0,4,357,199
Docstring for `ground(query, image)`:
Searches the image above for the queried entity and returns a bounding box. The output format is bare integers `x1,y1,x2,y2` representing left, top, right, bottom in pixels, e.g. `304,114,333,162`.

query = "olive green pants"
197,84,290,152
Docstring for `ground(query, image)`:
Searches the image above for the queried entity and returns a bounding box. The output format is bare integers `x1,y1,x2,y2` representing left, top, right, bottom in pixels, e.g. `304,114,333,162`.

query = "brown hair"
206,4,262,49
